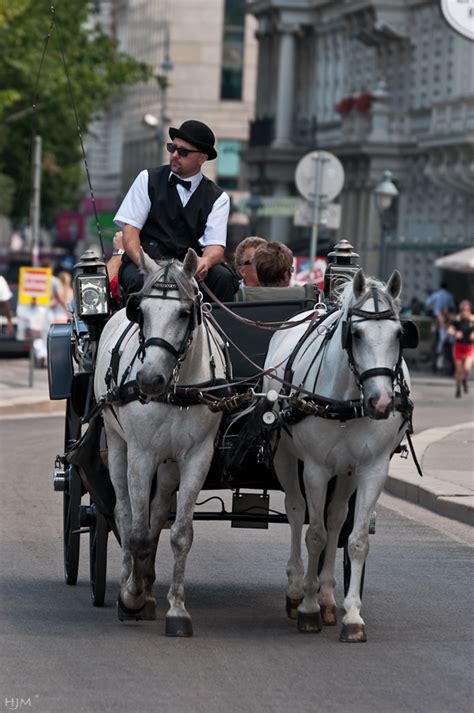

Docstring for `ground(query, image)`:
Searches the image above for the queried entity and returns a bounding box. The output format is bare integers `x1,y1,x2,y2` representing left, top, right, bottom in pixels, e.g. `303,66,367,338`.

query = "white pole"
30,135,42,267
309,155,324,279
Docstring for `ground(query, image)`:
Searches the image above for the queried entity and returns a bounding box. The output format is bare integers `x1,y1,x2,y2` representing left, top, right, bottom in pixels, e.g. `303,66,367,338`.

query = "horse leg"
340,462,386,643
273,433,305,619
297,460,330,633
139,461,181,620
106,431,132,591
318,474,356,626
118,449,157,619
165,450,213,637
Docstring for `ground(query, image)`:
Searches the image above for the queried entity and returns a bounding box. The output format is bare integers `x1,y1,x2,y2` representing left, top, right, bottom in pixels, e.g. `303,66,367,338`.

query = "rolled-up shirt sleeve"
199,191,230,248
114,170,151,229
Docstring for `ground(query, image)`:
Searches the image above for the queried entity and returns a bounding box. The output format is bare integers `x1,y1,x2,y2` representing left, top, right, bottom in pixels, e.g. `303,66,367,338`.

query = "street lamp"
374,170,399,279
143,27,173,165
247,190,263,235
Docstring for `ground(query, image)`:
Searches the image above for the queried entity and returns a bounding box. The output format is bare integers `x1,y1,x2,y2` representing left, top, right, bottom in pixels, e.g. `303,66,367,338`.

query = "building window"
220,0,245,100
217,139,241,189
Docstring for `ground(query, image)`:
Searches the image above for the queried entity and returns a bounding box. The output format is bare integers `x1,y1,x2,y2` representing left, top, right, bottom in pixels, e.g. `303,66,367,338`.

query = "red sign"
56,212,85,243
293,256,327,290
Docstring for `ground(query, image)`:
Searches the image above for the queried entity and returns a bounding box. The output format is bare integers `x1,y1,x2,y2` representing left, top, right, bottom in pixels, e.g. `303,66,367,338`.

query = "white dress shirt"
114,169,230,248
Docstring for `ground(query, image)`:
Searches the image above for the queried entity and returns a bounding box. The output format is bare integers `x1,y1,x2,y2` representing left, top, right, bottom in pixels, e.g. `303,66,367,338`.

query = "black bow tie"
169,174,192,191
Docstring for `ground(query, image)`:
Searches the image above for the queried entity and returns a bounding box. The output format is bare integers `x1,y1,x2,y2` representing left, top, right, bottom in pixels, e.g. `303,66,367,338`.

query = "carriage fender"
47,322,74,400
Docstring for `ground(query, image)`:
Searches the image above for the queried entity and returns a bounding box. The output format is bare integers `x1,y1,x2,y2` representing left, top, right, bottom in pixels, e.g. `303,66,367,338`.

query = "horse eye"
396,328,402,339
353,330,361,340
178,308,190,319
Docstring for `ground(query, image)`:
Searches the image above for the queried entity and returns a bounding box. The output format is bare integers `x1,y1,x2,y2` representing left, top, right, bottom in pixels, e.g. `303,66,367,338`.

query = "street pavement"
0,357,472,525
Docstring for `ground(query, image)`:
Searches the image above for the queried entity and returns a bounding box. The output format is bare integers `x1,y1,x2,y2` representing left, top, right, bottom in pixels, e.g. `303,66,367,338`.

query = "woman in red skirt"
449,300,474,398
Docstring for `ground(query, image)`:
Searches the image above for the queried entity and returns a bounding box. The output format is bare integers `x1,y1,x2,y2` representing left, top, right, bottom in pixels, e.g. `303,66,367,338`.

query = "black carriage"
48,241,410,607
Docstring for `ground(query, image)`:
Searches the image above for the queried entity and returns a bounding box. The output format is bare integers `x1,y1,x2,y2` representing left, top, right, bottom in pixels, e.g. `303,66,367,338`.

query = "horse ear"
139,248,159,275
353,268,366,298
385,270,402,299
182,248,199,279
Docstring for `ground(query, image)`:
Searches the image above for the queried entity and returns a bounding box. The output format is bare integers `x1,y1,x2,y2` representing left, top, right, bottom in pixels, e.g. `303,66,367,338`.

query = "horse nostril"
151,375,165,392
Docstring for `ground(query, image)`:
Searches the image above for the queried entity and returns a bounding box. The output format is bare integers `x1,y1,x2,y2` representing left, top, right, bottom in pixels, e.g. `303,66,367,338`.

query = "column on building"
273,23,299,148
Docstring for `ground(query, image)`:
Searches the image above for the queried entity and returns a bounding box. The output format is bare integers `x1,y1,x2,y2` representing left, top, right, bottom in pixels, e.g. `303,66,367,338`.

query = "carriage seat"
236,282,321,304
212,284,322,383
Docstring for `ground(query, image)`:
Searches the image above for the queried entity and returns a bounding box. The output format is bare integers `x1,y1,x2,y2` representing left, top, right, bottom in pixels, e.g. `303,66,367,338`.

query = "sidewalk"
0,359,472,525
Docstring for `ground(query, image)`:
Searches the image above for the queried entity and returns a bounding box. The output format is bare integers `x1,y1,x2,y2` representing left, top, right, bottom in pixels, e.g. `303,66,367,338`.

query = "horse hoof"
339,623,367,642
320,604,337,626
165,616,193,637
117,594,148,622
297,611,322,633
286,596,303,620
141,597,157,621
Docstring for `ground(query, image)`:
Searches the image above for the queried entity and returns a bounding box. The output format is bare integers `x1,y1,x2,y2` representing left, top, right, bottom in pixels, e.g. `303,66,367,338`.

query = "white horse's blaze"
94,249,227,635
263,269,409,642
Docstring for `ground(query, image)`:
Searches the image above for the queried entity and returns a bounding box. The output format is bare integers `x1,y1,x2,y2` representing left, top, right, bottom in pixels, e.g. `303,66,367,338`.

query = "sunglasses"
166,143,201,158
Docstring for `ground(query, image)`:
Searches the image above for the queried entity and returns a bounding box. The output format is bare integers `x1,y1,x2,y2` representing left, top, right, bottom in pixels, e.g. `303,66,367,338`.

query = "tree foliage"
0,0,152,225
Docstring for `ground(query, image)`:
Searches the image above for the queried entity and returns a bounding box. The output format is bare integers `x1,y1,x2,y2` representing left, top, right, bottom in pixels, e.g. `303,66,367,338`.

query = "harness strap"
357,366,397,383
142,337,180,359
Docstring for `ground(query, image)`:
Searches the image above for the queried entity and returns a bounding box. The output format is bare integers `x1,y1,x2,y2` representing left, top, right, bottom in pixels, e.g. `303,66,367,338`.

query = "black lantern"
73,250,110,320
324,239,361,302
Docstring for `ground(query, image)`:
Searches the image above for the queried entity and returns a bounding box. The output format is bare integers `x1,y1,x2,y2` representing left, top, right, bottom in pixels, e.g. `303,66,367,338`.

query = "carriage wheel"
343,543,366,599
63,399,82,585
63,464,81,585
89,504,109,607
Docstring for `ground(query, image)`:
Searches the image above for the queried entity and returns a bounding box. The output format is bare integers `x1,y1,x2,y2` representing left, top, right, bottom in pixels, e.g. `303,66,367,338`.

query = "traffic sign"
18,267,51,305
294,151,345,203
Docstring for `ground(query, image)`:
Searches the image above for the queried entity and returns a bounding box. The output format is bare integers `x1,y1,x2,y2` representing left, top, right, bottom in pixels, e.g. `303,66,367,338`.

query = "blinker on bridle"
341,286,400,385
126,271,202,365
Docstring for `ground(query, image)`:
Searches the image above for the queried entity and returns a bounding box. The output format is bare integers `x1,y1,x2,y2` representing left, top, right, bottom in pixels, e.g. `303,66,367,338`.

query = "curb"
386,421,474,526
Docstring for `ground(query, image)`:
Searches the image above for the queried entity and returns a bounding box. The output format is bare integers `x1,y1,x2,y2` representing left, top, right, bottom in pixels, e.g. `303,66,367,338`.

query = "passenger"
113,119,238,302
234,236,267,287
254,241,294,287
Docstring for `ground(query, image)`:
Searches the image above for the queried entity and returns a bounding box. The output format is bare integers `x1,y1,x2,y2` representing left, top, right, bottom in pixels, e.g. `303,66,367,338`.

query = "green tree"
0,0,152,226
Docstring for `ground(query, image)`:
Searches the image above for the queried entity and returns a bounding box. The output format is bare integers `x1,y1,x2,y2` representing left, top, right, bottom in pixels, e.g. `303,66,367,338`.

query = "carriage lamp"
324,239,361,301
73,250,110,319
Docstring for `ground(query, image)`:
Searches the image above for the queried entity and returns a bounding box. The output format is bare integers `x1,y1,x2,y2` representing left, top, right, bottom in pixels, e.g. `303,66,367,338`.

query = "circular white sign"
295,151,345,203
440,0,474,41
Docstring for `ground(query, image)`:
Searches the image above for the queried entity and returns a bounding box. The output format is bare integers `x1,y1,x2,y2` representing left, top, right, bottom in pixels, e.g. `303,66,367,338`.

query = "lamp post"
143,27,173,165
247,190,263,235
374,170,399,279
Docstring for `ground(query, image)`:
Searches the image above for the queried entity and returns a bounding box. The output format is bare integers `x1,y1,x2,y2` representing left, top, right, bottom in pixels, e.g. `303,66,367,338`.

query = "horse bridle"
126,268,202,367
340,286,402,386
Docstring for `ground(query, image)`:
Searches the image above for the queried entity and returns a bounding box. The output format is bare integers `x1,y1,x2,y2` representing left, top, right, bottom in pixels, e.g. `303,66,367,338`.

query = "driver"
113,119,238,301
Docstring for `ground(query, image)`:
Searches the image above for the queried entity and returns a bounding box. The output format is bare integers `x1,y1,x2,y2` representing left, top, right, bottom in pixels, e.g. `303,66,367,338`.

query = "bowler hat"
169,120,217,160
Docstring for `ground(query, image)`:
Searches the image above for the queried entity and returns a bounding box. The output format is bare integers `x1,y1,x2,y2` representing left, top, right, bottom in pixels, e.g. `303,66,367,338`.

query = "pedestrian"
113,119,238,301
448,299,474,398
0,274,14,335
425,282,456,320
254,241,294,287
234,236,267,287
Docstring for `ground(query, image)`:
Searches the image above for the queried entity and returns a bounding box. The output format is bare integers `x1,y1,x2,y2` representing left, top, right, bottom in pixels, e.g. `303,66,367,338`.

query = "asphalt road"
0,384,472,713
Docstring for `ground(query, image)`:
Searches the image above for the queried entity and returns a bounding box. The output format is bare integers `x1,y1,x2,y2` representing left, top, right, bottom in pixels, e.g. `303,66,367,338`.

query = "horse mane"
137,259,197,302
337,275,401,315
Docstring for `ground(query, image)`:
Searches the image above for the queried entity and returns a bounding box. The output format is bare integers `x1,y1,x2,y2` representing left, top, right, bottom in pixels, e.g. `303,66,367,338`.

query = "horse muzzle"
136,369,168,396
365,392,394,420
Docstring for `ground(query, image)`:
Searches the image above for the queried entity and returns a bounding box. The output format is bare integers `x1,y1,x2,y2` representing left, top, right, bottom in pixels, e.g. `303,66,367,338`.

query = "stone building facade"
86,0,258,212
245,0,473,301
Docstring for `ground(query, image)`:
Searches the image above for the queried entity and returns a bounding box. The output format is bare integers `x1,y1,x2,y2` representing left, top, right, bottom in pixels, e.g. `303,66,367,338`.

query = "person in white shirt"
114,119,238,301
0,275,13,335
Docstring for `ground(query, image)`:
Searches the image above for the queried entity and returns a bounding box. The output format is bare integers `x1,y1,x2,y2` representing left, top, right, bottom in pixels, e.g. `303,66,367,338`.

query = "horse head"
131,248,202,396
341,268,403,420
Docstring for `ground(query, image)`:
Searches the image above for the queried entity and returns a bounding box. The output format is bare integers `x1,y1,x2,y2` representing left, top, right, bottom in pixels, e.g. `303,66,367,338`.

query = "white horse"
264,269,414,642
94,249,227,636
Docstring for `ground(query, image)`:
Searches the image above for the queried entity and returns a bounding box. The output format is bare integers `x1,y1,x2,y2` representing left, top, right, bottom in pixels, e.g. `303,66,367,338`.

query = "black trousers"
118,256,238,302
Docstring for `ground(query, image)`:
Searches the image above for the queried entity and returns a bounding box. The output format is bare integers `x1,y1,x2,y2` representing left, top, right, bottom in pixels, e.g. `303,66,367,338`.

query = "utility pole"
30,134,42,266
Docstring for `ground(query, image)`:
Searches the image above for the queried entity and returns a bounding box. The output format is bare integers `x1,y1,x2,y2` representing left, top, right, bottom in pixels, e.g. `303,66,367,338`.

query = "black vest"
139,166,223,260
